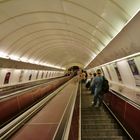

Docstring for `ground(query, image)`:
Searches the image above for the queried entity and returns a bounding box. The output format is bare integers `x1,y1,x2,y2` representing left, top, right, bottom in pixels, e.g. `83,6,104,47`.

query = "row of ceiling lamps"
0,51,65,70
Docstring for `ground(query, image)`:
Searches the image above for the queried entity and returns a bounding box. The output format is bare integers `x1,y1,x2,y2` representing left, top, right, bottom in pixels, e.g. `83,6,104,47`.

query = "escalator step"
81,84,130,140
82,119,115,124
82,114,111,118
81,136,128,140
82,123,119,129
82,129,123,136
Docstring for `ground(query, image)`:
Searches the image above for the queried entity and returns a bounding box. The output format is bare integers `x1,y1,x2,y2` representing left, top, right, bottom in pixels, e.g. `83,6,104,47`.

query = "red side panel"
0,97,19,125
124,103,140,139
104,92,140,140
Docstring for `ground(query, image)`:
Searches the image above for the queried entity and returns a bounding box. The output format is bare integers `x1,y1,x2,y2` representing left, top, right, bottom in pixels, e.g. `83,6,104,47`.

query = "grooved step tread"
82,124,119,129
81,136,128,140
82,119,115,124
82,118,114,121
82,114,111,117
82,129,123,136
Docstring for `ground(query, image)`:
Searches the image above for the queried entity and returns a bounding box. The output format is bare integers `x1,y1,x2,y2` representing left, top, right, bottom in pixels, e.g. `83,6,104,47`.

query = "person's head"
93,73,96,77
89,73,92,76
96,69,101,75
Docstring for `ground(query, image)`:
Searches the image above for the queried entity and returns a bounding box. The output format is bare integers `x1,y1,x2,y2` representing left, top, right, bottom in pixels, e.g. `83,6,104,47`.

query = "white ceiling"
0,0,140,69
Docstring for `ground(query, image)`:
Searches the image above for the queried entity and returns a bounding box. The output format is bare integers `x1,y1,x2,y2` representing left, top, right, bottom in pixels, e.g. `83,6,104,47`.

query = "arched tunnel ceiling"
0,0,139,69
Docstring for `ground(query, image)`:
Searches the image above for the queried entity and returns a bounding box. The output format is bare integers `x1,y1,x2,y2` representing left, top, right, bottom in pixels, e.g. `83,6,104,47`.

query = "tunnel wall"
0,67,64,87
88,54,140,90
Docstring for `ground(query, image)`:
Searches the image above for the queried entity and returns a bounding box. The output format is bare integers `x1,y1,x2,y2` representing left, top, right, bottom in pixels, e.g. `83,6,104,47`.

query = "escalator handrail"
53,78,79,140
0,80,69,140
0,76,67,100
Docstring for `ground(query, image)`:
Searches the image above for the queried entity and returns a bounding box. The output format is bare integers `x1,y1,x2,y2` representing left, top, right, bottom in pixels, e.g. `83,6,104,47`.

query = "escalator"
81,84,131,140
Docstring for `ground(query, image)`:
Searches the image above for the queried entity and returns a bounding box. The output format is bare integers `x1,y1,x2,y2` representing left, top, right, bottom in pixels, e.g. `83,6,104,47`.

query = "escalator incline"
81,84,130,140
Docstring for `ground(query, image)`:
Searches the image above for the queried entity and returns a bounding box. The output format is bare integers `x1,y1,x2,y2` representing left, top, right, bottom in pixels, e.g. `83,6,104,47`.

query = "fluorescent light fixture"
46,63,53,67
34,61,39,64
61,67,66,70
28,59,35,63
0,51,65,70
41,62,65,70
0,51,9,59
9,55,20,61
20,57,28,62
39,62,45,66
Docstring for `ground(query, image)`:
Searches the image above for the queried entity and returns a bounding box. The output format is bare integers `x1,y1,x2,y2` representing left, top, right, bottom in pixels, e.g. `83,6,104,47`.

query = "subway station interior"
0,0,140,140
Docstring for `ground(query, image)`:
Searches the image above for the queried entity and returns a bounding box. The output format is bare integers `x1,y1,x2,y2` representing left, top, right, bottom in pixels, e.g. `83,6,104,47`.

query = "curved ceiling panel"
0,0,139,69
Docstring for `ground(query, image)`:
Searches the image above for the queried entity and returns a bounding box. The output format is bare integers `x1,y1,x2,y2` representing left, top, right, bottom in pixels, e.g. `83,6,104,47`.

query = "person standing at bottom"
92,69,103,107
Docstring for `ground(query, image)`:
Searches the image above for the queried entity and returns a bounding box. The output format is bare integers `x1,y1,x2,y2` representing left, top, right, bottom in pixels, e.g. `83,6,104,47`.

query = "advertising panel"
128,59,140,86
105,66,112,80
114,63,122,81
